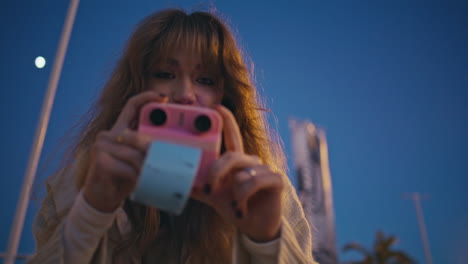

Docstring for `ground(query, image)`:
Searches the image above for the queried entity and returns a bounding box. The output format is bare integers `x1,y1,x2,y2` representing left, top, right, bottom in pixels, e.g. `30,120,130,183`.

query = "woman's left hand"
192,105,284,242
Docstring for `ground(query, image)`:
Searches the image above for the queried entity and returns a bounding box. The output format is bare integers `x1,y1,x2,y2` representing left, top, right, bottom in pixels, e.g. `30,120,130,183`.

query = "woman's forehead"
147,23,222,71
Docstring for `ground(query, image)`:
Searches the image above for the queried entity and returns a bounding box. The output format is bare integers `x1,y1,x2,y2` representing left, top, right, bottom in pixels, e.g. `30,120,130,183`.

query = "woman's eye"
197,77,215,86
153,72,175,79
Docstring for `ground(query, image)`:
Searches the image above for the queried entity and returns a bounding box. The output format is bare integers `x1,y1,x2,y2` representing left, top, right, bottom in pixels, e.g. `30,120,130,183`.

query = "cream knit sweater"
27,167,317,264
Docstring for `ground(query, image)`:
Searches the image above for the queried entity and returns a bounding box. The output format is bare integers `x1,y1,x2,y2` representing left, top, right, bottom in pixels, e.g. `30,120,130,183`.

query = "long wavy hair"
64,8,286,263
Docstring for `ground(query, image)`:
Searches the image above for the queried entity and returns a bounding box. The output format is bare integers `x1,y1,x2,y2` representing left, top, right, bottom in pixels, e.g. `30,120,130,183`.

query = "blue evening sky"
1,1,467,263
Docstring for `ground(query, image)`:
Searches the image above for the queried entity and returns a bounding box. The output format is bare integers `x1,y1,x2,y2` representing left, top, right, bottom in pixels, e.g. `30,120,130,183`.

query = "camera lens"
150,108,167,126
194,115,211,132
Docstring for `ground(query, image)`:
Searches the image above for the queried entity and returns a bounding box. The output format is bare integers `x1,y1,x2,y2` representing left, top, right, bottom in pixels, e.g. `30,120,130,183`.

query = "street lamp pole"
403,192,433,264
3,0,80,263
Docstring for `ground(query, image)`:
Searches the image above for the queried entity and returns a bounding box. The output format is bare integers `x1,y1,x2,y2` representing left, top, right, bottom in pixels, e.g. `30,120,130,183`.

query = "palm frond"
343,242,373,258
388,250,416,264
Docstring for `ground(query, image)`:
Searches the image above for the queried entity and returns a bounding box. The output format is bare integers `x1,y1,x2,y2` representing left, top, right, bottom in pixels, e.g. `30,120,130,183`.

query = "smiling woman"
26,8,317,264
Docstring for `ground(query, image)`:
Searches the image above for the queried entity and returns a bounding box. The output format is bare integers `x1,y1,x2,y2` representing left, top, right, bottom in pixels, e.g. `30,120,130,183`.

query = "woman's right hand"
82,91,168,213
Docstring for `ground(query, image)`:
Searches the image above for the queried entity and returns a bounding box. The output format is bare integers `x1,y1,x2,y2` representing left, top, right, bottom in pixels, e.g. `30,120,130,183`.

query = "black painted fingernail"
203,184,211,195
235,209,243,219
159,93,167,97
231,200,237,208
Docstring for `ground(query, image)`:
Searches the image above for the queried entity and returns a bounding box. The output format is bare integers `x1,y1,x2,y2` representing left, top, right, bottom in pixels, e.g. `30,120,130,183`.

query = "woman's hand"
82,91,168,213
192,105,284,242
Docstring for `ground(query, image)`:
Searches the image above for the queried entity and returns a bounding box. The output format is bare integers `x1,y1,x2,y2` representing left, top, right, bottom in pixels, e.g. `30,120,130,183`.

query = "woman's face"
146,49,223,107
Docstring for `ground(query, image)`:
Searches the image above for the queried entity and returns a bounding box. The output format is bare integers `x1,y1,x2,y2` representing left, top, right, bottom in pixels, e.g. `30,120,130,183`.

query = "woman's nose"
171,78,196,105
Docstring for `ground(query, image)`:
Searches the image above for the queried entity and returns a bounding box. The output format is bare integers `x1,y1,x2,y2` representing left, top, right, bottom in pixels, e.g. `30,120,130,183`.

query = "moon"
35,56,46,68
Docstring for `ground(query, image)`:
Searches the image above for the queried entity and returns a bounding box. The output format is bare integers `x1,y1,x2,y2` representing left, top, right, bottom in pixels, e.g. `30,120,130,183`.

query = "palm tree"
342,230,416,264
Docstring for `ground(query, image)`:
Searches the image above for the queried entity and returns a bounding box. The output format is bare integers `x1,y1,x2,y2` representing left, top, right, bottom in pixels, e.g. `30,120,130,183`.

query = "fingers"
195,161,284,223
232,167,284,217
108,129,153,153
85,146,139,212
93,149,138,183
95,130,148,172
204,152,262,192
85,126,154,213
215,105,244,152
113,91,168,132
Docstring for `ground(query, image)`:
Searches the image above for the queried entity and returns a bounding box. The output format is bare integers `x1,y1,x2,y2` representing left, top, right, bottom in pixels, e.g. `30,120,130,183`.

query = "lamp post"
3,0,80,263
403,192,433,264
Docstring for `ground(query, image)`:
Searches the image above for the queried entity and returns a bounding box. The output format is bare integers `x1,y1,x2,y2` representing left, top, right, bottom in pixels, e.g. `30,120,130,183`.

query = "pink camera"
138,103,223,188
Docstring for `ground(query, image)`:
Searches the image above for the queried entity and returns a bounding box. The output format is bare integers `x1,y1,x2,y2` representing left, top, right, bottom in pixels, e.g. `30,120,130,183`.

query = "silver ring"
245,168,257,177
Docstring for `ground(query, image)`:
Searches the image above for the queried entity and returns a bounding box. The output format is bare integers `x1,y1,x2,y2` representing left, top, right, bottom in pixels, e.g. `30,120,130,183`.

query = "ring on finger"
116,130,126,143
245,167,257,177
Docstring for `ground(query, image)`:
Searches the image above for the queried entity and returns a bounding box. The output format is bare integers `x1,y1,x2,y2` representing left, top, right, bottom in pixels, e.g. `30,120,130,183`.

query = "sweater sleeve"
26,171,112,264
277,178,318,263
64,192,118,264
232,177,318,264
27,185,66,264
240,233,280,264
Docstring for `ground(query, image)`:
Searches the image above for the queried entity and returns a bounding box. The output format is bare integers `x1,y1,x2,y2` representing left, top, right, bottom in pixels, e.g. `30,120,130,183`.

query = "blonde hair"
65,8,286,263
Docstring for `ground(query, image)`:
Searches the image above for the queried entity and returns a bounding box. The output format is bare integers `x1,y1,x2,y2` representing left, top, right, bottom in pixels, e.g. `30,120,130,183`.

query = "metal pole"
4,0,80,263
412,193,433,264
403,193,433,264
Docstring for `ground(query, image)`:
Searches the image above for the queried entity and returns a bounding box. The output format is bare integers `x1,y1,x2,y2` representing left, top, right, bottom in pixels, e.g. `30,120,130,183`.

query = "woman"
29,8,316,264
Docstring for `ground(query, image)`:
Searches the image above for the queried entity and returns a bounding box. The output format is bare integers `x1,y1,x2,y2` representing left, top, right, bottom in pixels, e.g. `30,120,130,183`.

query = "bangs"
147,12,222,75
